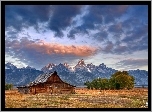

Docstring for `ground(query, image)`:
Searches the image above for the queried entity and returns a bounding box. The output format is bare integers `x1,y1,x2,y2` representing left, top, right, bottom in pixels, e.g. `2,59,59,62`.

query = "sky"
5,5,148,71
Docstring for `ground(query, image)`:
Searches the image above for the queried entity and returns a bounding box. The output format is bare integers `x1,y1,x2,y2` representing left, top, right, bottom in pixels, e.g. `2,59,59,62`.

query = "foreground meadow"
5,88,148,108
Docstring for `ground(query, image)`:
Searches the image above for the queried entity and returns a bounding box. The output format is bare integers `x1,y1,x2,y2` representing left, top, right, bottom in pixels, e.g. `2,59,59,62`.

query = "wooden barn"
17,71,76,94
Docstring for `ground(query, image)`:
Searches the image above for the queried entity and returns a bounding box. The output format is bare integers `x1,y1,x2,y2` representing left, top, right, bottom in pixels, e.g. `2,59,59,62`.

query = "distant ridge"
5,59,148,86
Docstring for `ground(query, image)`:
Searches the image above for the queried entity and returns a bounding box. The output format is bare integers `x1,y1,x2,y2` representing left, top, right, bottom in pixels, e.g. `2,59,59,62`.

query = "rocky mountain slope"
5,59,148,86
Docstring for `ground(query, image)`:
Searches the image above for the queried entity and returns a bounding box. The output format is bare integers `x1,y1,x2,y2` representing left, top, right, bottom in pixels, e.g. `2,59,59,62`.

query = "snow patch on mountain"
87,68,91,72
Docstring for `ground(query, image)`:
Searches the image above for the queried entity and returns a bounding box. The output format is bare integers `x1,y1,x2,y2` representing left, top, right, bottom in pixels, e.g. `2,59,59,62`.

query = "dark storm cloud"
5,5,83,38
48,5,83,37
115,58,148,70
67,5,129,39
67,28,79,39
5,5,51,31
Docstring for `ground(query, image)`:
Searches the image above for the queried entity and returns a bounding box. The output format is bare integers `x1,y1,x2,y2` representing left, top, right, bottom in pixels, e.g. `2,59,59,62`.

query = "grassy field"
5,88,148,108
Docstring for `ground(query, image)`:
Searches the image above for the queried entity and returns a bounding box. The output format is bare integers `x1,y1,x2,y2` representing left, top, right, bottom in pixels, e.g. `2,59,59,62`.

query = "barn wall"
30,84,48,94
29,82,75,94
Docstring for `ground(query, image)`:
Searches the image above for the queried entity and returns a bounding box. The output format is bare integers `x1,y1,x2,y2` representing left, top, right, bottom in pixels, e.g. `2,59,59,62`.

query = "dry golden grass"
5,88,148,108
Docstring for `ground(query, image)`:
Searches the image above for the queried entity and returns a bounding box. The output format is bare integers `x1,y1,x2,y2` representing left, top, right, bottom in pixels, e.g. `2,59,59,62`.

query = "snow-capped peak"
47,63,55,68
5,62,17,69
6,62,15,66
64,62,69,68
78,59,85,65
26,66,32,69
25,66,36,70
73,59,87,71
41,63,56,72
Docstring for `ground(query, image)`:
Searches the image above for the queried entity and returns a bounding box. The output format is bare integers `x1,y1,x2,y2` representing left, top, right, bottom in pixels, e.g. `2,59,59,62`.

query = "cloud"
5,5,83,38
27,42,97,57
113,45,127,54
87,5,129,24
67,5,129,39
5,30,18,39
48,5,83,37
128,5,148,23
121,24,148,53
102,41,114,53
93,31,108,42
67,26,89,39
102,5,129,24
105,17,147,55
122,17,140,30
108,23,123,33
5,5,51,31
115,58,148,70
5,38,98,69
122,25,148,43
6,39,97,56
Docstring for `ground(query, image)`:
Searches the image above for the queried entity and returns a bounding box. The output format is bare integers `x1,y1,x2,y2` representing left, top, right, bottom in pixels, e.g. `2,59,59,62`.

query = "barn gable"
46,71,64,83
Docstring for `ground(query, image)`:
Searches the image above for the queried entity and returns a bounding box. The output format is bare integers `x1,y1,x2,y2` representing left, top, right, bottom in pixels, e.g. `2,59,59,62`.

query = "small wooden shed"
17,71,76,94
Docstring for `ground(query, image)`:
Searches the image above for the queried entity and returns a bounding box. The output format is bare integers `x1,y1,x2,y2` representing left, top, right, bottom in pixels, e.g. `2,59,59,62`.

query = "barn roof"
29,72,54,86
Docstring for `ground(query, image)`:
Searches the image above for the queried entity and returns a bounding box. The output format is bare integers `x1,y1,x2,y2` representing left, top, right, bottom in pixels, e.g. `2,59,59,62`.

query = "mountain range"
5,59,148,86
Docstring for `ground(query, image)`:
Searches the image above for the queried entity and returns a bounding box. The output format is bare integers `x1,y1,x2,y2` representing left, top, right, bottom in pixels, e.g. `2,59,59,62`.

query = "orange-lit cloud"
26,40,97,57
7,39,97,57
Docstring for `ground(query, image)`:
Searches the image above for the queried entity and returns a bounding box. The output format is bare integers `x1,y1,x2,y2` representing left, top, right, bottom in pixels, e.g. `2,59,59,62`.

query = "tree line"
84,71,135,90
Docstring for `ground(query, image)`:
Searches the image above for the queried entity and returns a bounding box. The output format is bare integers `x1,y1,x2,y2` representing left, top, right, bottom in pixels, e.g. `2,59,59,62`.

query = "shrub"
5,83,13,90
